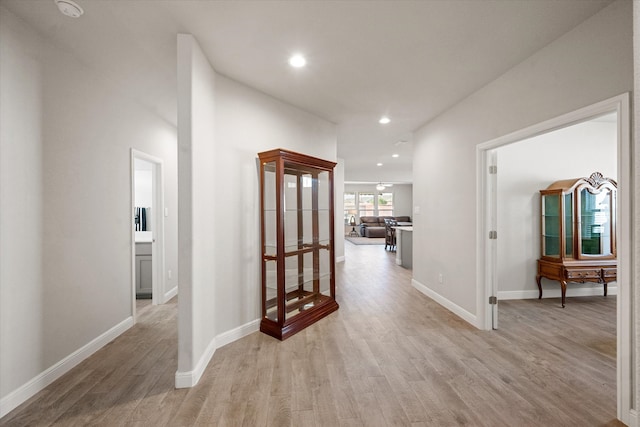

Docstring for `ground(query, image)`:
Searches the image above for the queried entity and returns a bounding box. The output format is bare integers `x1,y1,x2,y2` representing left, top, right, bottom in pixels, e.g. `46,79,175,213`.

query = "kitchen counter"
395,226,412,269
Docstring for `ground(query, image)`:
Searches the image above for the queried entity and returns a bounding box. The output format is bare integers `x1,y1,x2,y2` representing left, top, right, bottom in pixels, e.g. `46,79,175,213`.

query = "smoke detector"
54,0,84,18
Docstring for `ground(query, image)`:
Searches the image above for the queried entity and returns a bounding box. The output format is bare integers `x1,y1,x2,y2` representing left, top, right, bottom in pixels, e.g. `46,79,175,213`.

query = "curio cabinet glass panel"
259,149,339,340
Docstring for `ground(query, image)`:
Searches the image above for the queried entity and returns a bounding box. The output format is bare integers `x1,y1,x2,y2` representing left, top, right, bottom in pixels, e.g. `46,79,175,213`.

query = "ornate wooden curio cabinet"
536,172,617,307
258,148,339,340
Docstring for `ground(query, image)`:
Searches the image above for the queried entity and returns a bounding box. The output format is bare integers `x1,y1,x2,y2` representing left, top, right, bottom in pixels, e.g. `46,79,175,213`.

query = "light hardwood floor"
1,243,622,426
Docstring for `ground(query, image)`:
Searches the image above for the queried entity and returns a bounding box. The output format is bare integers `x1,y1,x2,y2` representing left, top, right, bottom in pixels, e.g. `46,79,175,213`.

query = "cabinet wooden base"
260,299,339,340
536,259,615,308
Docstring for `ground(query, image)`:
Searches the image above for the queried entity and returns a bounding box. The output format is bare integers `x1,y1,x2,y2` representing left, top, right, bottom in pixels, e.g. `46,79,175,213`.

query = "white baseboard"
411,279,479,328
175,335,217,389
0,316,133,418
215,319,260,348
498,285,617,300
623,409,639,427
174,318,260,389
163,285,178,303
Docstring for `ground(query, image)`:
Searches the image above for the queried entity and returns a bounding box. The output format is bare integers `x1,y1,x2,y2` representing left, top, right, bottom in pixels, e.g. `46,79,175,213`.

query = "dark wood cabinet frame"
258,149,339,340
536,172,617,307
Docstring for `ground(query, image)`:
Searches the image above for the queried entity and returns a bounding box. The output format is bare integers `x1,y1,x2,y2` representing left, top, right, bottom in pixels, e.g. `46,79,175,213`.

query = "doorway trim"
476,93,632,423
131,149,166,320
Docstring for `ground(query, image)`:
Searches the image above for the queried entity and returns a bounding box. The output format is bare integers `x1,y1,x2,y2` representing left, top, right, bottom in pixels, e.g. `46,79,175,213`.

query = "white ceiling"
1,0,612,183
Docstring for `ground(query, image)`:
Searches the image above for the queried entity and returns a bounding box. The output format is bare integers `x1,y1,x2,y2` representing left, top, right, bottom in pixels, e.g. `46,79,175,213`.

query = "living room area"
344,183,413,235
343,182,413,265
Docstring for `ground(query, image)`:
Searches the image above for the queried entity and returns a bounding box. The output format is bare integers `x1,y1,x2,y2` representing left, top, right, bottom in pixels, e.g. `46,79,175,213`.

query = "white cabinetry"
135,242,152,298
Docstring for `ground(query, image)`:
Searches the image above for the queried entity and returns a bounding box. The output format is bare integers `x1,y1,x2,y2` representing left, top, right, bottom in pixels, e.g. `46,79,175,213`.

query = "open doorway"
131,149,166,320
477,93,632,423
495,113,617,303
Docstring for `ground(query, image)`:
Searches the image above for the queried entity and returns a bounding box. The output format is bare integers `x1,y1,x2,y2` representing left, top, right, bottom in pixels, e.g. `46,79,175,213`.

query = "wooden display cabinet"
258,148,339,340
536,172,617,307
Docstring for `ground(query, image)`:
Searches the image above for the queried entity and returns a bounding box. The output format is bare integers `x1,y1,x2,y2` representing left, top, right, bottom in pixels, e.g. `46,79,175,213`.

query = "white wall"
176,34,217,382
412,0,632,320
213,72,336,334
392,184,413,220
634,0,640,416
335,159,346,262
0,4,44,407
0,6,179,415
134,158,153,209
176,35,337,386
496,119,617,299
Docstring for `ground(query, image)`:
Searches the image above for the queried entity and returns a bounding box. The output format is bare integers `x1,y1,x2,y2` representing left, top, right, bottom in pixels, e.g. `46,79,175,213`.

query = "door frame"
131,149,166,320
475,93,632,423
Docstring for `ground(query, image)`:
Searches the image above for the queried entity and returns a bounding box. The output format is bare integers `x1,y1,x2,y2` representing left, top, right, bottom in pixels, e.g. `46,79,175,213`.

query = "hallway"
1,243,619,426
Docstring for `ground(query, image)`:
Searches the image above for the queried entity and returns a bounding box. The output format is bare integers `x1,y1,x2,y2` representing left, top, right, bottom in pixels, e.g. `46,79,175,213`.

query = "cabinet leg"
603,282,608,297
560,280,567,308
536,275,542,300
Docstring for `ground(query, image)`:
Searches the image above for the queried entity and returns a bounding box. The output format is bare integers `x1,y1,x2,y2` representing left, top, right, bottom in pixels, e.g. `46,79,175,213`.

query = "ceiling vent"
54,0,84,18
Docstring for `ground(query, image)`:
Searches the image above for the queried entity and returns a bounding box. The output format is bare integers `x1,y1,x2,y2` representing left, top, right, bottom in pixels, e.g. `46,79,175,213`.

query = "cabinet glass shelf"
264,239,331,257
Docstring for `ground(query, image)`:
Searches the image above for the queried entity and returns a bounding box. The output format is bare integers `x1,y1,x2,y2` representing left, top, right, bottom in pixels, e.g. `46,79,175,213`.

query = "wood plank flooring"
1,244,622,426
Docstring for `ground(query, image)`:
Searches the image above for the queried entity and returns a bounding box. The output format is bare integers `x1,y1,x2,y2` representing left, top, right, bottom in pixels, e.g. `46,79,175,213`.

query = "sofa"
359,216,411,237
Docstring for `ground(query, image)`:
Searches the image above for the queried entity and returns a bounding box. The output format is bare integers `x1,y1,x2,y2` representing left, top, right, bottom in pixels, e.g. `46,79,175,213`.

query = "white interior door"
487,149,498,329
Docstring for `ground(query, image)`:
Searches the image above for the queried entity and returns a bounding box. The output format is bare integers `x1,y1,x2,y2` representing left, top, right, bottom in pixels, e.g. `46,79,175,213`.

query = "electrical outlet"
168,270,172,280
438,273,444,284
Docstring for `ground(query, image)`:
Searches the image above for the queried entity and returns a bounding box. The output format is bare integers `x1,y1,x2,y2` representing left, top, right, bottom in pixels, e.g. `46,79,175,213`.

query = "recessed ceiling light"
392,154,399,158
379,116,390,124
289,54,306,68
376,163,383,167
54,0,84,18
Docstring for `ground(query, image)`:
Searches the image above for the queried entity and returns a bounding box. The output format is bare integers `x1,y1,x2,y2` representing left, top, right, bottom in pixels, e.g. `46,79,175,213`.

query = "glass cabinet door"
317,170,332,299
541,193,560,257
281,167,332,322
579,187,613,257
262,161,278,321
563,193,573,257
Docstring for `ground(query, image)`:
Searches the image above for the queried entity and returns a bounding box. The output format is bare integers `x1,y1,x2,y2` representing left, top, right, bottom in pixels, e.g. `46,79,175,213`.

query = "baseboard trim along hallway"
0,316,133,418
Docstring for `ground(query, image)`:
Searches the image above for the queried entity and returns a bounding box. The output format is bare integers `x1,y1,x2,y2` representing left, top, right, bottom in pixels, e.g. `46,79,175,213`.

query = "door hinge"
489,165,497,174
489,296,498,305
489,230,497,239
